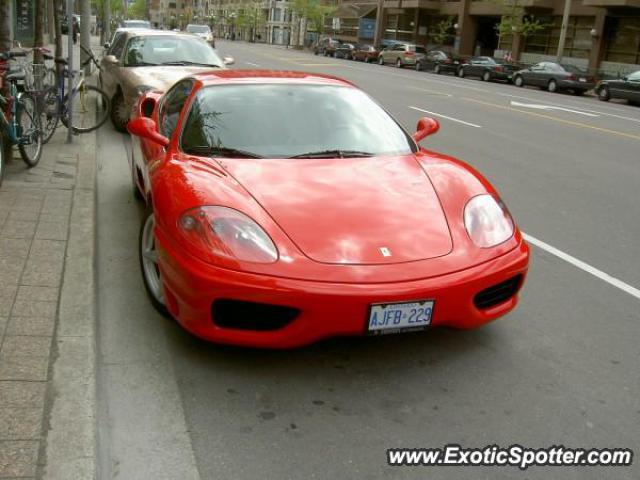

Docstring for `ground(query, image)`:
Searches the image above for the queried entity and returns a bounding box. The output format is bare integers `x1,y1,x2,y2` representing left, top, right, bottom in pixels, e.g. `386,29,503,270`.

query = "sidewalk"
0,40,99,480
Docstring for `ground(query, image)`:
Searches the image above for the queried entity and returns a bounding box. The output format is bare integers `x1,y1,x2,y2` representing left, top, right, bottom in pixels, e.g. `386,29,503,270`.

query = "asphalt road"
95,41,640,480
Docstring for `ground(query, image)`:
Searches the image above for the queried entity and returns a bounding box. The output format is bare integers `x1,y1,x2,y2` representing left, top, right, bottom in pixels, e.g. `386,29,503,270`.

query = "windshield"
186,25,210,33
561,64,587,74
124,35,222,67
124,20,150,28
181,84,416,158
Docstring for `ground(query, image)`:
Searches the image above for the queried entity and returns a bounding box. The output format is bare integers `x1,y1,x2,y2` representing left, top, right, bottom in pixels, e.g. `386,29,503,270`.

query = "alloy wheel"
140,212,165,306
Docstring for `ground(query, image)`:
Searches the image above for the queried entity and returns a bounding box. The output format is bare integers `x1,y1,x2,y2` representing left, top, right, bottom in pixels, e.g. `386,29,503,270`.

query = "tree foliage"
431,16,455,45
291,0,335,38
495,0,547,38
127,0,146,19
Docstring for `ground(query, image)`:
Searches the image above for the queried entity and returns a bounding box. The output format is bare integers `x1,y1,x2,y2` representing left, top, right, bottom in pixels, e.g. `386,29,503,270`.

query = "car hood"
222,155,453,265
121,66,217,97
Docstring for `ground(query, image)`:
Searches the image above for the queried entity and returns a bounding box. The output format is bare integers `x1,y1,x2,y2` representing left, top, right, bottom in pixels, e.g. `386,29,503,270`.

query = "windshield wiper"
289,149,374,159
160,61,221,67
184,146,264,159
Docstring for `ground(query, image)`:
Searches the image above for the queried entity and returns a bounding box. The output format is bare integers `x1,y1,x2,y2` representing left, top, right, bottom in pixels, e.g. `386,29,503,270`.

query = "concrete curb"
42,133,97,480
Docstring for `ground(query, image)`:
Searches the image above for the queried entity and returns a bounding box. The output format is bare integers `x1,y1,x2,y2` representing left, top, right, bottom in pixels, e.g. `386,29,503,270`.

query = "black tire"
434,64,440,74
110,90,128,133
598,85,610,101
17,94,43,168
40,87,60,144
61,84,110,134
572,89,584,96
548,79,558,93
457,67,465,78
139,208,170,317
514,75,524,87
482,71,491,82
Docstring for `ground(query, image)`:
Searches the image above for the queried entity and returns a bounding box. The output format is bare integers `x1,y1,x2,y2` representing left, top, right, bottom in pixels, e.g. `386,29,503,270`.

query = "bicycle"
0,51,43,173
9,41,56,91
40,44,110,143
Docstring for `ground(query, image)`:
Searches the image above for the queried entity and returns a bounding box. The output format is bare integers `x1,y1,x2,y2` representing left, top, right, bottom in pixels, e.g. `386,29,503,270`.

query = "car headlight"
178,206,278,264
464,194,514,248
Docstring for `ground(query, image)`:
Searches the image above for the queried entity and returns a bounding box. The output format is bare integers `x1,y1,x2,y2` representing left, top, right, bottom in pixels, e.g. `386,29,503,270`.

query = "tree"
127,0,146,19
431,16,455,46
291,0,335,46
495,0,547,41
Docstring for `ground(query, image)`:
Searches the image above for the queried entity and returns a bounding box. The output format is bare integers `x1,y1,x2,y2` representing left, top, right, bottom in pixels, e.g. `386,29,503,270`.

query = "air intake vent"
212,299,299,331
474,275,522,310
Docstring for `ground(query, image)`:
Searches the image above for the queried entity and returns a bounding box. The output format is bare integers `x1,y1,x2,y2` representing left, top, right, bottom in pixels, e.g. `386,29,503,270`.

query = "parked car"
313,38,341,56
334,43,356,59
99,30,231,132
120,20,152,29
378,44,426,68
596,70,640,104
512,62,596,94
352,44,379,63
126,69,529,348
416,50,465,74
458,56,518,82
185,24,215,46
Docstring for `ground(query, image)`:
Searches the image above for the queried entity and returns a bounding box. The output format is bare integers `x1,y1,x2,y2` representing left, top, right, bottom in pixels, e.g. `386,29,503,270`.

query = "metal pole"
66,0,73,143
556,0,572,63
373,0,384,49
80,0,90,75
104,0,111,44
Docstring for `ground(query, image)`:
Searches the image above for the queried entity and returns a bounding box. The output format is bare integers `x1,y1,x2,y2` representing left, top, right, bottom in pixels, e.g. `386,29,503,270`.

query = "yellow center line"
462,97,640,141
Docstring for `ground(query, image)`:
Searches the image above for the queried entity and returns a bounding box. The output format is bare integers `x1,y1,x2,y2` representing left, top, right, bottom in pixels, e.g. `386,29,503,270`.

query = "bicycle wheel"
17,94,43,167
40,87,60,144
61,84,110,134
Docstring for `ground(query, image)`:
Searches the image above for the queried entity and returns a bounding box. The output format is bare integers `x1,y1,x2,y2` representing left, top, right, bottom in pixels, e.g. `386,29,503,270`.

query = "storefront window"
604,17,640,64
523,16,593,59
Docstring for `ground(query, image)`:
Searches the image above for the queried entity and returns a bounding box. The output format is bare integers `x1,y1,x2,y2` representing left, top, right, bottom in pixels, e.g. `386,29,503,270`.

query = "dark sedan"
416,50,465,75
596,70,640,104
513,62,596,95
458,56,518,82
334,43,356,60
352,44,379,63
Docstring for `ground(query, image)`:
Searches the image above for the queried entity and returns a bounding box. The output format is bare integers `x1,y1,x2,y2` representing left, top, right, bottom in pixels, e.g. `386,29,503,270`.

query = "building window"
523,16,593,59
604,16,640,64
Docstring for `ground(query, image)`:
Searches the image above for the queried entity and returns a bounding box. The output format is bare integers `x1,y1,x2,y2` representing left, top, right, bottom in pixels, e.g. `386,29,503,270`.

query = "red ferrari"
127,70,529,348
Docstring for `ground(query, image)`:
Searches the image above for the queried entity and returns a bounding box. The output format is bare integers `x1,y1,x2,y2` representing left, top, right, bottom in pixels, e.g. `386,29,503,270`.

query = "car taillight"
567,74,577,80
495,66,504,72
405,51,415,57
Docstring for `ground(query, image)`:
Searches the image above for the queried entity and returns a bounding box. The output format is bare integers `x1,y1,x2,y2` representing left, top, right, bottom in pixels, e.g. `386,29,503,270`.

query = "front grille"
212,299,299,331
474,275,523,310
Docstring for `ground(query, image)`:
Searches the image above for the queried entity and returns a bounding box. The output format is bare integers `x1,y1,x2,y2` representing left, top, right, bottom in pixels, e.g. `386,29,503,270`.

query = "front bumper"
157,234,530,348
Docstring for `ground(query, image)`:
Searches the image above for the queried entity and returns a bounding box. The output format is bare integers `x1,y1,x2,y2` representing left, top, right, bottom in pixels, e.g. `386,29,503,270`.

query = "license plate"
368,300,434,334
579,78,587,82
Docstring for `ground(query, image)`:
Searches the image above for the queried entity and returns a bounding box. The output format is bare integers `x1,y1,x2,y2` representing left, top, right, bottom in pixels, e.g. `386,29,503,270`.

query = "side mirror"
223,56,235,66
412,117,440,143
103,42,111,50
103,54,118,64
127,117,169,147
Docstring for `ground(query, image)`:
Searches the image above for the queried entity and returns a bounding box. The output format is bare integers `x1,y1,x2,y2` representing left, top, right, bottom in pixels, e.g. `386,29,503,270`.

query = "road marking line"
409,106,482,128
509,101,599,117
462,97,640,141
297,63,341,66
244,61,261,67
523,233,640,301
407,86,453,97
499,92,640,123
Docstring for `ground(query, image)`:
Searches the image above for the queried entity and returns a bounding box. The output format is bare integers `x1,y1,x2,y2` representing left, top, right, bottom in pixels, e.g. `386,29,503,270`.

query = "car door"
467,57,484,77
627,72,640,102
100,33,127,98
526,63,546,86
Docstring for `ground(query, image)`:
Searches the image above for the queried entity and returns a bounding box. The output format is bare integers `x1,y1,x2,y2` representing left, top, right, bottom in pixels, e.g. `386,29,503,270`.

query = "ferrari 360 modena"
127,70,529,348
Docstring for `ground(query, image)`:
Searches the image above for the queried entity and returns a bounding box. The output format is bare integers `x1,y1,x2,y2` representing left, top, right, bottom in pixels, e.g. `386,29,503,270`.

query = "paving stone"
0,441,39,477
0,407,43,439
10,300,57,319
0,317,6,336
20,263,64,288
0,355,49,381
0,336,51,357
6,210,39,223
0,238,31,258
0,381,47,408
0,191,17,207
0,257,26,287
27,239,66,261
0,286,18,317
15,286,59,303
0,220,37,239
35,221,69,241
10,200,42,214
0,210,8,227
6,317,55,337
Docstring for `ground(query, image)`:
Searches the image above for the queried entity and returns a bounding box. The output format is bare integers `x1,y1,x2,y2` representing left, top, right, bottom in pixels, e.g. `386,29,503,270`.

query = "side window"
159,79,194,140
109,34,127,59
